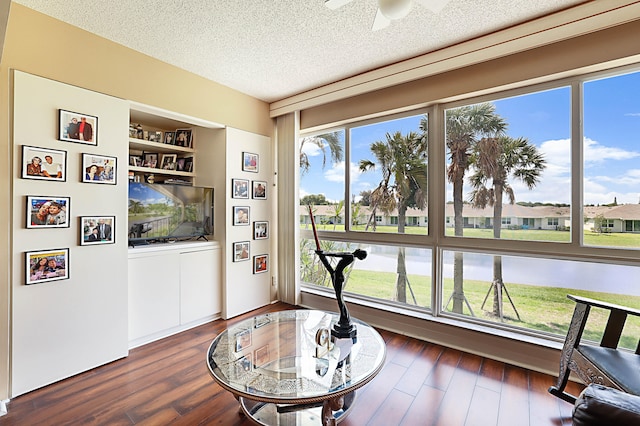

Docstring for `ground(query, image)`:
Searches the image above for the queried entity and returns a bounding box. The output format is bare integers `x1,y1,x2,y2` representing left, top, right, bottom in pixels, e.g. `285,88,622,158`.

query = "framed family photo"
253,254,269,274
233,206,250,226
161,154,177,170
164,131,175,145
26,248,69,285
233,241,250,262
232,178,249,199
22,145,67,181
252,180,267,199
59,109,98,145
253,221,268,240
82,153,117,184
80,216,115,246
143,153,158,168
26,195,70,228
175,128,192,148
242,152,258,173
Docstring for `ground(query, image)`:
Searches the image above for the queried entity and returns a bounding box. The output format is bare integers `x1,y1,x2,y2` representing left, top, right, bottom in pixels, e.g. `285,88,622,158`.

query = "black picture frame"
26,195,70,228
26,248,69,285
233,241,250,262
252,180,267,199
233,206,250,226
59,109,97,145
253,221,268,240
82,153,117,184
175,128,193,148
253,254,269,274
164,131,176,145
80,216,115,245
232,178,249,199
22,145,67,181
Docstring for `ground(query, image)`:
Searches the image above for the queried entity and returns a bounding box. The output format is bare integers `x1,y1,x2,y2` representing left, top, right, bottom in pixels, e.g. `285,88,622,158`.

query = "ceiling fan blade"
414,0,449,13
325,0,354,10
372,8,391,31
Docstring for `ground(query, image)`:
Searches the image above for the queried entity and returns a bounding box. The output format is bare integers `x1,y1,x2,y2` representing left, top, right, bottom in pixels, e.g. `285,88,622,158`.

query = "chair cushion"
573,384,640,426
578,345,640,395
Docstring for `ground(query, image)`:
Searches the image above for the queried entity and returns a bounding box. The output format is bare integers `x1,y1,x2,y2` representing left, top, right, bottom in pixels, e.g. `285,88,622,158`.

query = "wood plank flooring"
2,302,584,425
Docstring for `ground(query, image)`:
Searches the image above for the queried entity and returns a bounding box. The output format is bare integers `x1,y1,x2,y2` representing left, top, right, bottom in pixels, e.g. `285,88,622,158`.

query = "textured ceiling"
13,0,589,102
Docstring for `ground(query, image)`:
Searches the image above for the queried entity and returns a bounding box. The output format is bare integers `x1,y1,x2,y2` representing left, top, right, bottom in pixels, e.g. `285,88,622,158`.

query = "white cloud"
624,113,640,117
584,137,640,164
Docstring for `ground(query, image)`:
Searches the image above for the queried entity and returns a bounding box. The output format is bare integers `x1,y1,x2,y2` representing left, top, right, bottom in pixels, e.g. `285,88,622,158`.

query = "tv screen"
128,181,213,245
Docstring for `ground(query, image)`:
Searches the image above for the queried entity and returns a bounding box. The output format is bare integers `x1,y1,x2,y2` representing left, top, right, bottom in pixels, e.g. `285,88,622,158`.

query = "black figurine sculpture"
316,249,367,339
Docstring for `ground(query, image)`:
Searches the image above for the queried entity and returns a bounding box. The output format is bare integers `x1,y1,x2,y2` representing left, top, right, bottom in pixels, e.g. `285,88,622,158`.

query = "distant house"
301,203,640,233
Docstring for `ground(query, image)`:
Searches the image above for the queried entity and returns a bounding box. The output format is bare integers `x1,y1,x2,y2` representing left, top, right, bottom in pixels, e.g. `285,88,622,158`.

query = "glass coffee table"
206,310,386,426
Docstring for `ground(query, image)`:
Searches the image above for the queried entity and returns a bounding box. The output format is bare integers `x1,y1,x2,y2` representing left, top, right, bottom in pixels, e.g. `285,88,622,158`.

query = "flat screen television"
128,181,213,246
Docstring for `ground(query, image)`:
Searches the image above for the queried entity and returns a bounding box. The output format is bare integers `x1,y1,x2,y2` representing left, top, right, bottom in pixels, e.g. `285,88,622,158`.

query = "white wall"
11,71,129,396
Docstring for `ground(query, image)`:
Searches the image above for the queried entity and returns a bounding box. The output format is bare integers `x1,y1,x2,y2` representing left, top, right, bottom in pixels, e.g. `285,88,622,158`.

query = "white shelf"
129,138,195,154
129,165,194,178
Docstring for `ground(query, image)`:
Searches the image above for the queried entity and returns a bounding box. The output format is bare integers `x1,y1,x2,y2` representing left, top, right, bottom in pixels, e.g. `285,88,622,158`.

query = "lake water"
351,245,640,296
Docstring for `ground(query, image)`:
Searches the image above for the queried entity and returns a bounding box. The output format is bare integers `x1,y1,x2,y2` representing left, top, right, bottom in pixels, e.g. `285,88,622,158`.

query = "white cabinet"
128,241,221,348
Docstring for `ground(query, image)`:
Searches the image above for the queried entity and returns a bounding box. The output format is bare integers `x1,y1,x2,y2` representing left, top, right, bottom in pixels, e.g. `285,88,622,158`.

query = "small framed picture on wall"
253,221,268,240
59,109,97,145
22,145,67,181
80,216,115,245
233,206,250,226
26,195,70,228
232,178,249,199
26,248,69,285
233,241,250,262
82,153,116,184
252,180,267,199
242,152,258,173
253,254,268,274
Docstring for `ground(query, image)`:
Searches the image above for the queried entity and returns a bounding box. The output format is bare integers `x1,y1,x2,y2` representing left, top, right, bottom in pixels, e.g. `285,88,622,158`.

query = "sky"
300,70,640,206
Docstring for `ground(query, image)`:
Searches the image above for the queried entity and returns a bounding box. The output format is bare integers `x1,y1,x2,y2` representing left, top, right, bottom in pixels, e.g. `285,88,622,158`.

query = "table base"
239,391,356,426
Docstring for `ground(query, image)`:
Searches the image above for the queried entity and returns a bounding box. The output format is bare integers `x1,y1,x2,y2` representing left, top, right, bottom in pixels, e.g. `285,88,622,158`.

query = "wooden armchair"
549,294,640,404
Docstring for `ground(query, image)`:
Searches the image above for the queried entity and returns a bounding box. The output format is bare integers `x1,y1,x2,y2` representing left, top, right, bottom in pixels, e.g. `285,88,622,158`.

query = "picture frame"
232,178,249,199
82,153,117,184
175,158,186,171
175,128,193,148
242,152,259,173
148,131,163,143
22,145,67,181
184,157,193,172
80,216,115,245
26,248,69,285
26,195,70,228
254,345,270,366
253,254,269,274
233,206,250,226
253,221,268,240
235,329,252,352
233,241,250,262
164,131,175,145
59,109,97,145
142,153,158,168
129,155,142,167
252,180,267,199
160,154,177,170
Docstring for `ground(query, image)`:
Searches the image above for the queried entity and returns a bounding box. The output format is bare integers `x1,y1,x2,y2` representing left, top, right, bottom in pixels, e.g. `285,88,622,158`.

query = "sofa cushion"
578,345,640,395
573,384,640,426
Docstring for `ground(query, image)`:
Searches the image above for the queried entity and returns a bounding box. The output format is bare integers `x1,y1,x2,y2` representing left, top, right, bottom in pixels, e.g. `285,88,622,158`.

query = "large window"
298,67,640,343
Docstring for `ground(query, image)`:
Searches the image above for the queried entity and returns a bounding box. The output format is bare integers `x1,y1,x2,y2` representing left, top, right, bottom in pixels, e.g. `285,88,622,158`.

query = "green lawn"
303,224,640,247
332,268,640,350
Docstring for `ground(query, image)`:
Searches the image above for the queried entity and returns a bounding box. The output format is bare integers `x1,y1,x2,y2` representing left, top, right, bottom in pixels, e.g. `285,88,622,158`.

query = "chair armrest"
568,295,640,317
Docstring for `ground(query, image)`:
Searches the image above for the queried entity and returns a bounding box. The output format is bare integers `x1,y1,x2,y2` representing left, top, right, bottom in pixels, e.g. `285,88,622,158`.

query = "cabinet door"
128,254,181,341
180,248,221,324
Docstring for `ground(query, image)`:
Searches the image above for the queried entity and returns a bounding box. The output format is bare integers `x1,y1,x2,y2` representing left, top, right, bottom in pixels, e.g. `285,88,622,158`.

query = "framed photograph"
160,154,177,170
22,145,67,181
82,153,116,184
80,216,115,245
253,221,268,240
184,157,193,172
142,153,158,168
232,178,249,199
164,131,175,145
148,131,163,143
59,109,97,145
129,155,142,167
26,248,69,285
252,180,267,199
235,329,251,352
253,254,269,274
233,206,250,226
233,241,250,262
26,196,70,228
175,128,192,148
242,152,259,173
254,345,270,366
175,158,186,171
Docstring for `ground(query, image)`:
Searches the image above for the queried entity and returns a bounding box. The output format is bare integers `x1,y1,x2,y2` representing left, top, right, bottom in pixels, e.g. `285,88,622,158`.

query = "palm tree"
331,200,344,230
359,131,428,303
444,103,507,314
299,131,343,175
469,135,546,319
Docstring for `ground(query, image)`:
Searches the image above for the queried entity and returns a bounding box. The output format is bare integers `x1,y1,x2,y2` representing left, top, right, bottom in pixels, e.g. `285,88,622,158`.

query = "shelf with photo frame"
128,129,195,183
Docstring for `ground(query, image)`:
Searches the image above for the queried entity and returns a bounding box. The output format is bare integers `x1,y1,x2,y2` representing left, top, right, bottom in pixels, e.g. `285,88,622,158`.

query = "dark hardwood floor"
2,302,583,425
